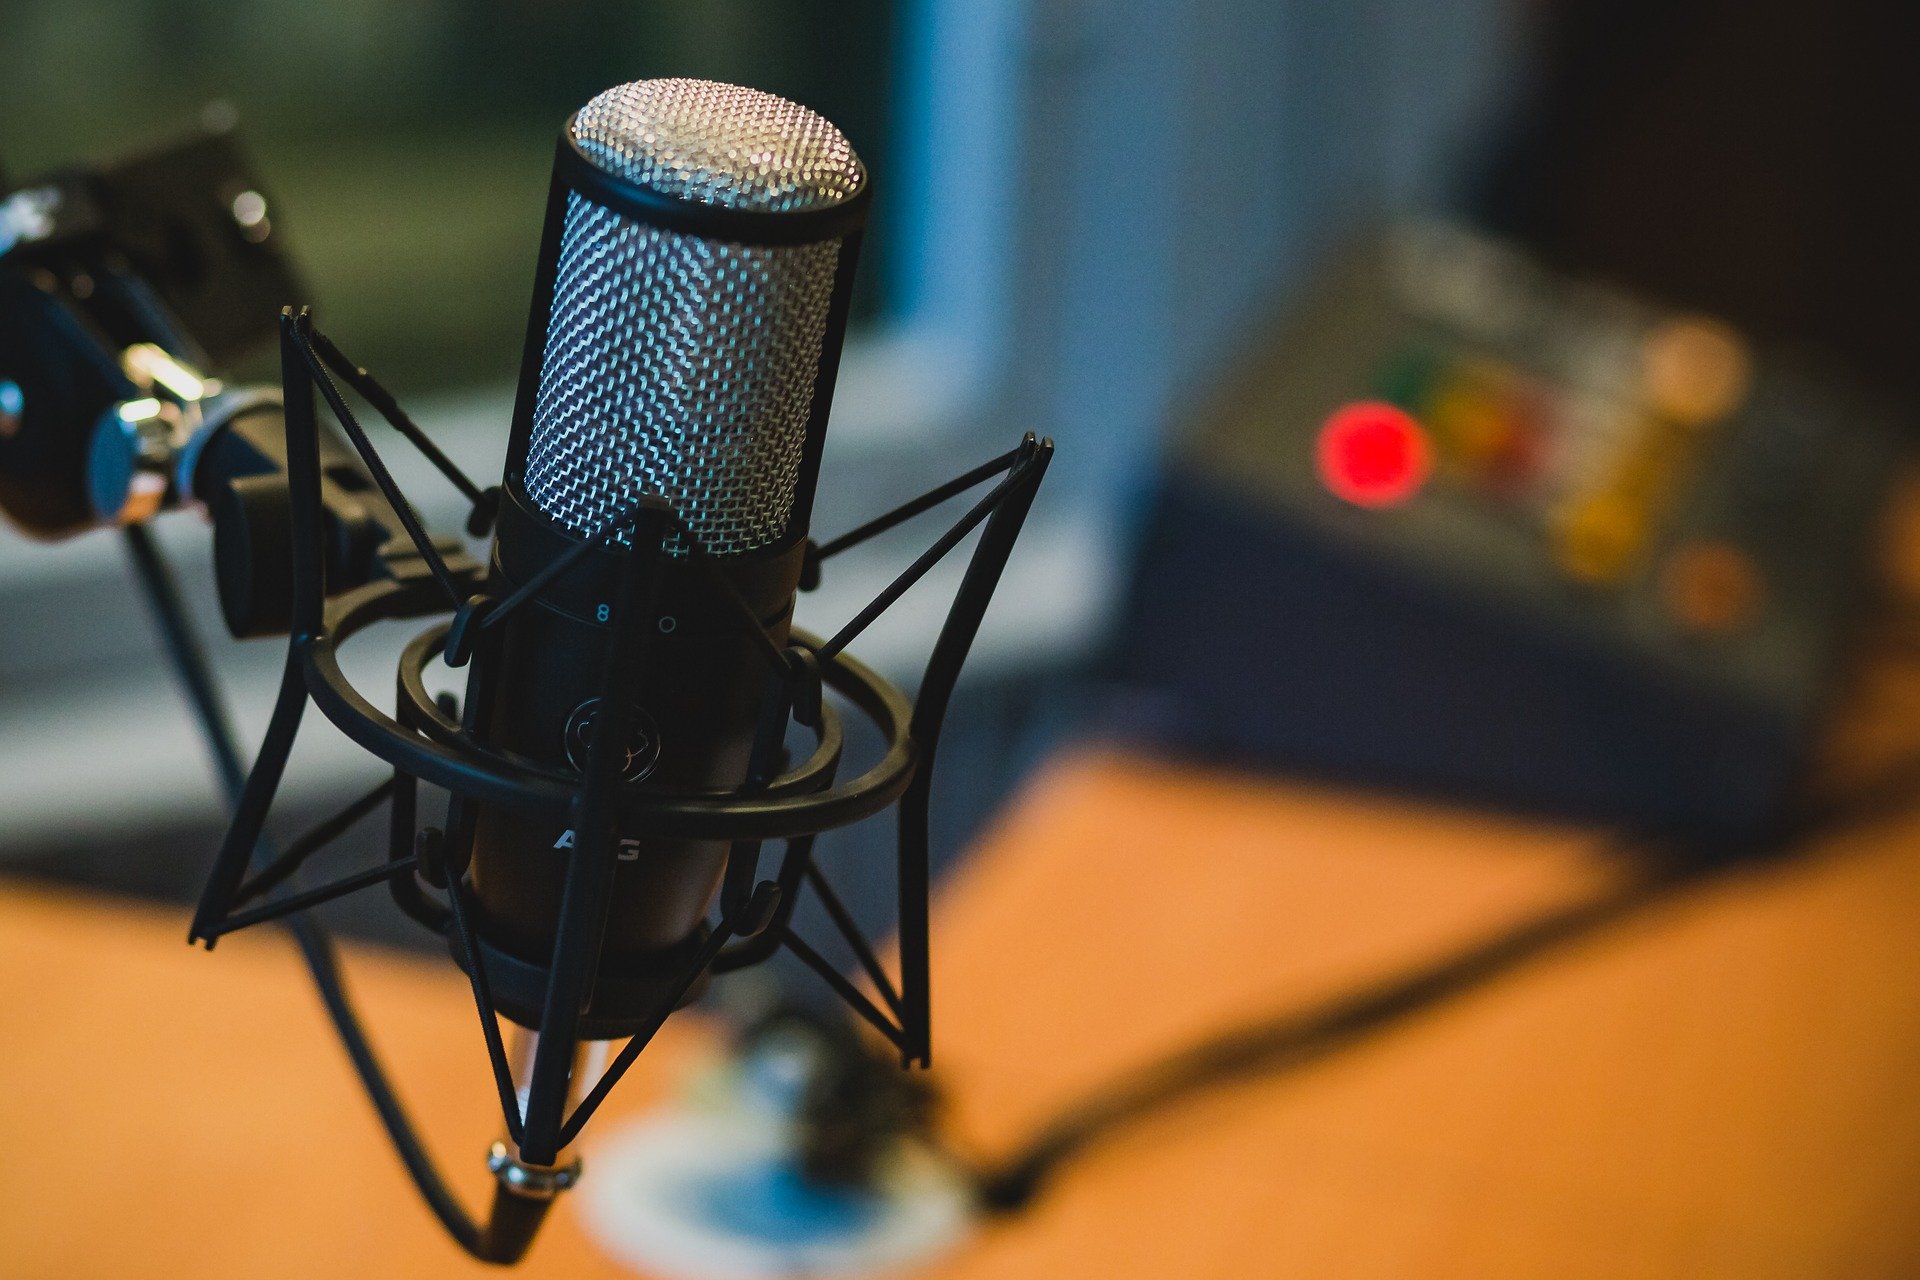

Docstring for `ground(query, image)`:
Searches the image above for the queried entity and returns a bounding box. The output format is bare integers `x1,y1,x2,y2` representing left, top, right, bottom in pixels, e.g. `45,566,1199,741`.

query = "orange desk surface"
7,743,1920,1279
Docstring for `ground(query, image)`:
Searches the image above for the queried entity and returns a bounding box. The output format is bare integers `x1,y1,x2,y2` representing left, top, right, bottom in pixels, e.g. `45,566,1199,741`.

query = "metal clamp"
486,1141,583,1201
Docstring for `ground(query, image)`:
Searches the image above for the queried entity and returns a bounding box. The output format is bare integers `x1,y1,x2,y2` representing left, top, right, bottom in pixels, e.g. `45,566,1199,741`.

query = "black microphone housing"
466,483,809,966
461,81,871,989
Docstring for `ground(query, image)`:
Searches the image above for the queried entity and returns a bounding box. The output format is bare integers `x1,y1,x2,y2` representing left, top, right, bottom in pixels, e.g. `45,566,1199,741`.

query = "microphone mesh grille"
521,80,862,554
571,79,865,214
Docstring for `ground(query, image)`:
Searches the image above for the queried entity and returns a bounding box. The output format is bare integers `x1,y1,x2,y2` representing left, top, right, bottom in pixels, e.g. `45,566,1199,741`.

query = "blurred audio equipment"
1114,223,1906,842
578,1005,971,1279
180,79,1050,1264
0,128,422,638
0,111,300,538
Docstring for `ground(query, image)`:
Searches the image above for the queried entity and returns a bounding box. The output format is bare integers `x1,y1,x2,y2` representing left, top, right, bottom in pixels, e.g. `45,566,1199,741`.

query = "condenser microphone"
189,74,1046,1264
462,80,871,1023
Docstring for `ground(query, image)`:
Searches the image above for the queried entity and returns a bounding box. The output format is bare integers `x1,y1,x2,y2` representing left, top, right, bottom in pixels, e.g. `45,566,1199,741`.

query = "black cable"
283,911,493,1257
972,761,1920,1214
972,853,1684,1211
122,526,529,1263
122,526,248,798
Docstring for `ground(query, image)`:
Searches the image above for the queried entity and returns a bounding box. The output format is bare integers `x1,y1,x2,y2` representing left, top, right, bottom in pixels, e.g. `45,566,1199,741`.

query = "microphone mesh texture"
521,79,865,554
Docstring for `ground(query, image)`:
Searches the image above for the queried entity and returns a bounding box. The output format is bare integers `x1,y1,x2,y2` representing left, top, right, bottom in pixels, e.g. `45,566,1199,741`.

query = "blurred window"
0,0,898,394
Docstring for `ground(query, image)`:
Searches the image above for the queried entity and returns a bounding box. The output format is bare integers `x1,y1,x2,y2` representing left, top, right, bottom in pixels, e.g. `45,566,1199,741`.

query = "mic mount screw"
486,1141,582,1201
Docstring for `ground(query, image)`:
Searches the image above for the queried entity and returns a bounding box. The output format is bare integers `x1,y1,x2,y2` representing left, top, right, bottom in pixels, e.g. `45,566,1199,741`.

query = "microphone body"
464,81,869,993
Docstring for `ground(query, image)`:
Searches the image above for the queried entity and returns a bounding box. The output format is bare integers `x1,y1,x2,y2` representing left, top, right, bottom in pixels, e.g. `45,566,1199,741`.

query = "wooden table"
12,480,1920,1277
924,751,1920,1279
6,731,1920,1278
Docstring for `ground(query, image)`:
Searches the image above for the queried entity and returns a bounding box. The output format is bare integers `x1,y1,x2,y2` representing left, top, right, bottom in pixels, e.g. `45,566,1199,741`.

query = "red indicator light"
1315,401,1433,508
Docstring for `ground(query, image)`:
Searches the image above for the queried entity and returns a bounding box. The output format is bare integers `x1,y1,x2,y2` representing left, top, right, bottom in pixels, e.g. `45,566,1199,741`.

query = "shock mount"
171,308,1052,1263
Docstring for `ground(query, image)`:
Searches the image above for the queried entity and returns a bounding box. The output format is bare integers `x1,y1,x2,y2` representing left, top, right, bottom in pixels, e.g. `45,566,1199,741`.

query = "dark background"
0,0,900,393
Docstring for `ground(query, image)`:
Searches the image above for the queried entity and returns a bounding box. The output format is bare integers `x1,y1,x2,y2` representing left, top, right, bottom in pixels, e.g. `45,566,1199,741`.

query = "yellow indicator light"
1553,492,1646,583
